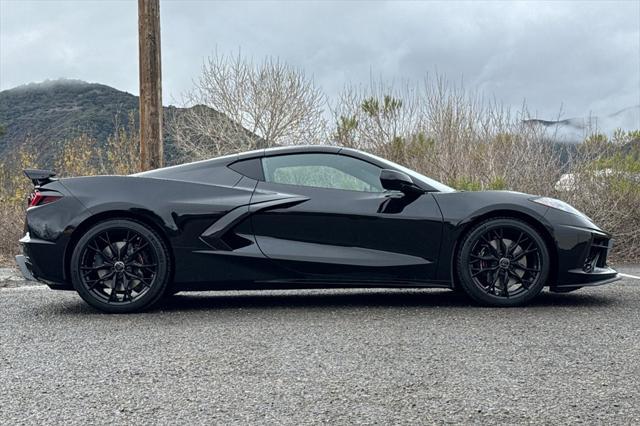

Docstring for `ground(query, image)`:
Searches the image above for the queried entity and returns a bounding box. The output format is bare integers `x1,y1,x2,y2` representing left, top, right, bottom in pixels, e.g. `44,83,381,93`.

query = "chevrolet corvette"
16,146,619,312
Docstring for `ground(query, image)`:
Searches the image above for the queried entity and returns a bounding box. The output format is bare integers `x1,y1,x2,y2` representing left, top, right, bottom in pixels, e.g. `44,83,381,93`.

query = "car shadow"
38,287,616,316
146,288,615,313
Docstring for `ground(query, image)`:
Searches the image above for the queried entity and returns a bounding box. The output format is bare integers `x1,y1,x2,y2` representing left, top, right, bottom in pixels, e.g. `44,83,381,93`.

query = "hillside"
0,79,239,166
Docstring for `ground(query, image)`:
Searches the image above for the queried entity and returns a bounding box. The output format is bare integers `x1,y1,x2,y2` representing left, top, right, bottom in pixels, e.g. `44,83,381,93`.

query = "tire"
456,218,550,307
70,219,171,313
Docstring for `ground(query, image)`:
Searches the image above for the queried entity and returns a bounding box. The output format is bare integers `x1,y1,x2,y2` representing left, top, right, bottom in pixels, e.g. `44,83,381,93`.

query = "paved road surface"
1,267,639,424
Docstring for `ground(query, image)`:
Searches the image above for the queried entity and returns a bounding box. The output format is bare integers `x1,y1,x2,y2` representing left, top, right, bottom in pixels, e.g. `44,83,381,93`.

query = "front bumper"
549,220,619,289
554,267,620,289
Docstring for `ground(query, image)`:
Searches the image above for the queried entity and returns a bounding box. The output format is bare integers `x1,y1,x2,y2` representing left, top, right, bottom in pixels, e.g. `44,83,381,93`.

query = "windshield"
364,152,456,193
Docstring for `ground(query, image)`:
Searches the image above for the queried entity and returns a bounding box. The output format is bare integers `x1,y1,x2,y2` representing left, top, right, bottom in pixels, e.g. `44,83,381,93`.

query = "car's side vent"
583,236,610,273
221,232,254,250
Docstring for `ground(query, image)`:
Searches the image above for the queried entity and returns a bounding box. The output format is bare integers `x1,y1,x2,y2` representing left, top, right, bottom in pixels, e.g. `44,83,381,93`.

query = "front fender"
432,191,552,282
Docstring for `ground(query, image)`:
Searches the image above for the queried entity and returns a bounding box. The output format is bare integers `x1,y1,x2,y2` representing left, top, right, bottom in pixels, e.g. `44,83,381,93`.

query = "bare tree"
169,52,327,160
331,75,562,194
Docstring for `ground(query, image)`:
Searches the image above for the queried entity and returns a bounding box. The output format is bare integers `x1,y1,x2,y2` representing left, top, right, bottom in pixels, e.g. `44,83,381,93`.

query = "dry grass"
0,204,24,267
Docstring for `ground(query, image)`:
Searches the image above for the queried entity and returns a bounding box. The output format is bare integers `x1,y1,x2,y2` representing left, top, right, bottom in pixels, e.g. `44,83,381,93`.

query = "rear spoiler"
24,169,57,186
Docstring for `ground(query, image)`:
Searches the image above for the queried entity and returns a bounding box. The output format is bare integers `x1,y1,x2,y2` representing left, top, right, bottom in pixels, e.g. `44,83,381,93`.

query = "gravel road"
1,266,639,425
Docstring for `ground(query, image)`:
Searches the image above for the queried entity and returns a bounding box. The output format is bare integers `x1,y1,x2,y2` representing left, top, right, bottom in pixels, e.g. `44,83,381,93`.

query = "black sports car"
16,146,619,312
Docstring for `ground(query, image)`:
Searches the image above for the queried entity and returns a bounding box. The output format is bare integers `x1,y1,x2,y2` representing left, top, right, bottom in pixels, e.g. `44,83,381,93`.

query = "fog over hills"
525,105,640,143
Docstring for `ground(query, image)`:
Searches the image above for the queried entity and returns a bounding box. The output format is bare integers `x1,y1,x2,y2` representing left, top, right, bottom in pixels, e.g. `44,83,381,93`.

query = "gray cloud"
1,0,638,126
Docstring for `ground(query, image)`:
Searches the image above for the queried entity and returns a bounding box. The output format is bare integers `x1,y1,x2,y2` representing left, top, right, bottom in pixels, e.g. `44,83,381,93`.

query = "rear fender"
25,180,90,242
59,176,257,240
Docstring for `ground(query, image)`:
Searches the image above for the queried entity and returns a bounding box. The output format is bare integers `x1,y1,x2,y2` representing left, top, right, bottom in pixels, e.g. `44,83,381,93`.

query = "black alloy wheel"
457,218,550,306
71,219,170,313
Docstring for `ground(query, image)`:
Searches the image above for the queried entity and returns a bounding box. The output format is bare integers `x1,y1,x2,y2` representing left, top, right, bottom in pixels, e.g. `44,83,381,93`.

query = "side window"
262,153,383,192
228,158,264,181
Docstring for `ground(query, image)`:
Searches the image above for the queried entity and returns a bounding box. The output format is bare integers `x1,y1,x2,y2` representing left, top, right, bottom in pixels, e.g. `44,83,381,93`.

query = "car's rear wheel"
456,218,550,307
70,219,170,313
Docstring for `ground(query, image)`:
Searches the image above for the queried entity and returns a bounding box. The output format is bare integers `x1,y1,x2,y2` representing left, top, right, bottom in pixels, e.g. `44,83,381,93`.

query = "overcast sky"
1,0,639,124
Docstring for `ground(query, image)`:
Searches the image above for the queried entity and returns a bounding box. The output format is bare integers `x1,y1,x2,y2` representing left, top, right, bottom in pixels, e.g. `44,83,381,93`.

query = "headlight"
530,197,589,219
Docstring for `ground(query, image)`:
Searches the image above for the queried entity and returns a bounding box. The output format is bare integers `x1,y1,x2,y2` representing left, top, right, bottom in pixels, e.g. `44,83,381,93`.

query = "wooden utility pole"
138,0,163,170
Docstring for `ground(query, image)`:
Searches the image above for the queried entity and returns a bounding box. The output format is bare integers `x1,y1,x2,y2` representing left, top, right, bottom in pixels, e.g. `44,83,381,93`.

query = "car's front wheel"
456,218,550,307
70,219,171,313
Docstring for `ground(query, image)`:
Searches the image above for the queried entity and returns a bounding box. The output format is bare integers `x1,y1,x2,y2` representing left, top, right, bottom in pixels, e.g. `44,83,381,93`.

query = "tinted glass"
262,153,383,192
228,158,264,181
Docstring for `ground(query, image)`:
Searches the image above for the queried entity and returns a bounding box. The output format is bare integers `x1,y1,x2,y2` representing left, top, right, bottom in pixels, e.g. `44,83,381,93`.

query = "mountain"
0,79,247,166
1,80,137,164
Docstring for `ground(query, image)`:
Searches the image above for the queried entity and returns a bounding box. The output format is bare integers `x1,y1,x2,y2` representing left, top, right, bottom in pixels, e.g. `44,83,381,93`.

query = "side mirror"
379,169,423,193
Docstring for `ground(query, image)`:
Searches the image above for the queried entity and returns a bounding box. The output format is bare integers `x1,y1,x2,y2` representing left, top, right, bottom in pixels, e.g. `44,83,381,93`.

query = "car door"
249,152,444,285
